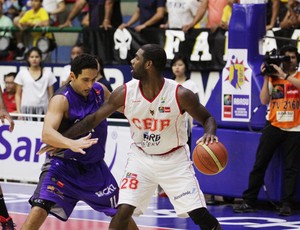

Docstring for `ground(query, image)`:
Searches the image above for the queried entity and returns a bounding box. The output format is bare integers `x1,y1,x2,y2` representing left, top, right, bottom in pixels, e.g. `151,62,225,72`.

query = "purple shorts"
30,157,118,221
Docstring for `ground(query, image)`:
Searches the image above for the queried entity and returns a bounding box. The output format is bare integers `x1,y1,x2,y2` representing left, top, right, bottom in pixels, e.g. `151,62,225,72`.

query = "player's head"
71,53,98,77
131,44,166,80
141,44,166,71
70,54,98,97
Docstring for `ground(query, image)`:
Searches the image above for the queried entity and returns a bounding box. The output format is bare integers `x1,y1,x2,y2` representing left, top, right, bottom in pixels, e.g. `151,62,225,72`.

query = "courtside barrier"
0,115,130,185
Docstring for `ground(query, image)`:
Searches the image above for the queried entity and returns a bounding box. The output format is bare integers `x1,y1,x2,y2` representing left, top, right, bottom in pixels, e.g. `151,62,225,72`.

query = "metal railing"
0,26,82,33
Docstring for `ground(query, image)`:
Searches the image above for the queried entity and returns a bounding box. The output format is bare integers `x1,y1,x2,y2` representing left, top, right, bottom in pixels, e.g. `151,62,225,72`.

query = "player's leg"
159,145,221,230
20,199,54,230
109,146,157,229
188,208,221,230
0,185,15,230
84,160,139,230
127,216,139,230
109,204,136,230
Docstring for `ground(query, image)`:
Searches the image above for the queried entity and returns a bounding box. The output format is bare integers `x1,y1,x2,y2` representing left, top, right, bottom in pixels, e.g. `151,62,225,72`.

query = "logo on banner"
224,55,249,89
114,28,132,60
222,50,252,122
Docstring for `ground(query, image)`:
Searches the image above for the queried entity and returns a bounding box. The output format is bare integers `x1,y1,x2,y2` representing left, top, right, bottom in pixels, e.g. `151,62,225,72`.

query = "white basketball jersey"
124,78,188,155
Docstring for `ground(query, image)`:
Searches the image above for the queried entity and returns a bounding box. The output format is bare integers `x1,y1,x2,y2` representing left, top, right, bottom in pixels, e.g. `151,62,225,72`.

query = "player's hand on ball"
196,133,218,145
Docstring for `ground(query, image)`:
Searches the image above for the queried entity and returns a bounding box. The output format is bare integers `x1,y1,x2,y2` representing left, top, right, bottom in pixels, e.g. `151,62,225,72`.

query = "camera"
262,49,291,76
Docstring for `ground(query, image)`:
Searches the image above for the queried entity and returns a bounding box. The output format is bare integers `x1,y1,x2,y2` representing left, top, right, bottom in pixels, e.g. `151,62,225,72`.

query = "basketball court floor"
2,182,300,230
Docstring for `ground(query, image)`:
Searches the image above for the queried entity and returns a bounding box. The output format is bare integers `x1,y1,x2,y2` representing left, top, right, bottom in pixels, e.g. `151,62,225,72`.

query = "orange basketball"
192,142,228,175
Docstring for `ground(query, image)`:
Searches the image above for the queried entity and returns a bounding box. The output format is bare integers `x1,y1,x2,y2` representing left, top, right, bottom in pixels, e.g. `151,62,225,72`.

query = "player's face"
172,60,186,78
131,49,147,80
71,69,98,97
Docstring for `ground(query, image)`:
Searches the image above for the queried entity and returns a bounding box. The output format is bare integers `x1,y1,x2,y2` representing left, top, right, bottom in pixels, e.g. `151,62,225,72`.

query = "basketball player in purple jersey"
21,54,138,230
40,45,222,230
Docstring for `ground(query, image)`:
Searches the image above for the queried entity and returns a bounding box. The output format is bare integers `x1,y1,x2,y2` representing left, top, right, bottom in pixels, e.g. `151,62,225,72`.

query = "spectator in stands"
118,0,166,32
160,0,207,30
0,1,15,61
3,72,17,113
182,0,227,32
43,0,66,26
14,47,57,121
220,0,239,30
266,0,288,30
2,0,20,20
233,45,300,216
0,88,15,230
14,0,53,60
61,43,87,85
59,0,122,30
280,0,300,29
171,53,199,147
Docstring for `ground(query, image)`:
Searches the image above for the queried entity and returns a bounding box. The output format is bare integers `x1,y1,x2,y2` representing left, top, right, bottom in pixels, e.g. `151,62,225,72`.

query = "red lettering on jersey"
131,118,170,131
143,118,154,130
160,119,170,131
132,118,142,129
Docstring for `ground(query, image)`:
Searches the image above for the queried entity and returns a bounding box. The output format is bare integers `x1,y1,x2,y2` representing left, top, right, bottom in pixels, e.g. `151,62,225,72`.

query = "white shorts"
118,144,207,217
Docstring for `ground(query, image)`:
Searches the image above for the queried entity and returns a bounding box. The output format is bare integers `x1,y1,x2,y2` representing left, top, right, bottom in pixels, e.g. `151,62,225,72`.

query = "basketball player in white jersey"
42,44,221,230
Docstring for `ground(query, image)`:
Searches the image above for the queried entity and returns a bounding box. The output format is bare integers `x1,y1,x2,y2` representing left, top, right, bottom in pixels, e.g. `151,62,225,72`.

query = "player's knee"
116,204,135,219
188,208,220,230
31,198,55,214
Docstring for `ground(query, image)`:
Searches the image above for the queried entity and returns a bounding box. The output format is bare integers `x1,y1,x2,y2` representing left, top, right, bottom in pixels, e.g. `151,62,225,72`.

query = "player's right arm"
42,95,98,154
63,85,125,139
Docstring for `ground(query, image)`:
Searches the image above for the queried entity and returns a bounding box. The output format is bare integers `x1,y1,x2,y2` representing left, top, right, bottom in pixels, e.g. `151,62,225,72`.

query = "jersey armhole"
175,84,184,115
123,83,127,111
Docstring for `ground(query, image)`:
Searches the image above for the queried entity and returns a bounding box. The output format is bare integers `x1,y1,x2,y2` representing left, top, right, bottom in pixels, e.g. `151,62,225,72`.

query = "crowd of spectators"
1,0,299,113
1,0,300,62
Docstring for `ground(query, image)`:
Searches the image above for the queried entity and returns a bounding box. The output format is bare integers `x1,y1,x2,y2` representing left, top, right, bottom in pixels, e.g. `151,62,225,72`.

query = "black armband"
284,74,290,80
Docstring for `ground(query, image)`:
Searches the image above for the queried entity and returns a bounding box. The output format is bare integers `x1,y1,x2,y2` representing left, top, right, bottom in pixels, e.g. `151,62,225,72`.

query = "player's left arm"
177,85,217,144
99,82,124,113
41,95,98,154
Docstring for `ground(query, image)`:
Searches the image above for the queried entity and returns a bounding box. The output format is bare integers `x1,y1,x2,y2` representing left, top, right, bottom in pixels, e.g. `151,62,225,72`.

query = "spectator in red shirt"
3,72,17,113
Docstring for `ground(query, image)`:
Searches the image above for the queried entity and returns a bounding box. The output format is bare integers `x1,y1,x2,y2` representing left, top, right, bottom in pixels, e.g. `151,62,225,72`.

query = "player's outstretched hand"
196,133,218,145
37,133,98,155
70,133,98,154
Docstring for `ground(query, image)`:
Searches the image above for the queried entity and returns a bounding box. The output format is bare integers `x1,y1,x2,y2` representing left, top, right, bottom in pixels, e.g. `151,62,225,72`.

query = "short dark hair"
71,53,98,77
141,44,167,71
4,72,17,80
280,45,300,62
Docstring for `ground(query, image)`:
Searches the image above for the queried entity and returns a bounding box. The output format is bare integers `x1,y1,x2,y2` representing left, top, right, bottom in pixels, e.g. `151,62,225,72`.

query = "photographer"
233,45,300,216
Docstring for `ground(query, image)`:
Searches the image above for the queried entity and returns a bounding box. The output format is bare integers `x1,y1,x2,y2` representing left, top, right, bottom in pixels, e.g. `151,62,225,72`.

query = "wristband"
284,74,290,80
